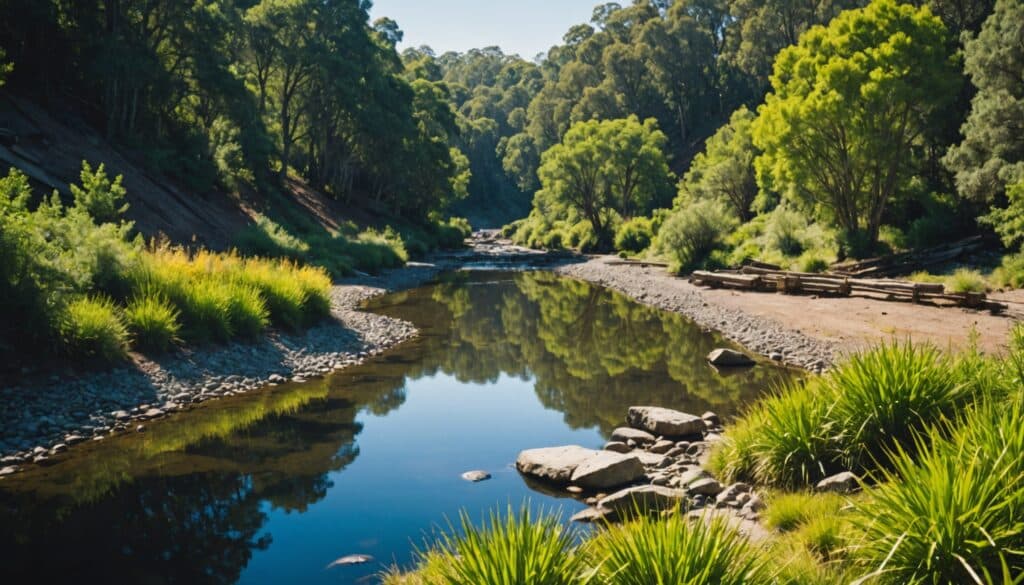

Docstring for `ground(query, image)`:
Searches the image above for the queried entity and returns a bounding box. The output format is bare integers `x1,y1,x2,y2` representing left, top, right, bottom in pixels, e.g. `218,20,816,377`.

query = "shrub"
851,398,1024,584
826,342,968,472
223,281,269,339
234,214,310,260
764,492,849,533
614,217,654,253
60,296,129,362
70,161,128,224
946,268,988,293
992,253,1024,289
567,220,598,252
125,292,180,353
395,504,585,585
541,229,565,250
764,205,808,256
793,251,830,273
585,512,766,585
658,199,739,271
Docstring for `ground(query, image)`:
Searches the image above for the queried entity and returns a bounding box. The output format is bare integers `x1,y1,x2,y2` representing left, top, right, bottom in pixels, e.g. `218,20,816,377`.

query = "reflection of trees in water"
417,271,793,436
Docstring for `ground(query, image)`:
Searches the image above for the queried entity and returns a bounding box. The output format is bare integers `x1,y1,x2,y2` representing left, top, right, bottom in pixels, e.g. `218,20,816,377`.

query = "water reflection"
0,271,791,584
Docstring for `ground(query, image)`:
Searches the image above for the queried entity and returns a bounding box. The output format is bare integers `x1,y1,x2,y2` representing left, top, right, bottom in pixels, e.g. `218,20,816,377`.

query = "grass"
59,296,130,362
124,291,180,352
946,268,988,293
384,504,585,585
763,492,849,533
584,511,766,585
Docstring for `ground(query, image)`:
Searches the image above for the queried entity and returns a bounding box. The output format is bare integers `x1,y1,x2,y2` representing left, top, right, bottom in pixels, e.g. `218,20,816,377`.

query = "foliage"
944,0,1024,203
945,268,988,293
614,216,654,254
69,161,128,224
534,115,673,250
992,252,1024,289
753,0,959,250
585,512,767,585
388,504,585,585
679,107,759,221
59,296,130,362
658,198,739,271
981,181,1024,249
124,292,181,353
764,492,850,533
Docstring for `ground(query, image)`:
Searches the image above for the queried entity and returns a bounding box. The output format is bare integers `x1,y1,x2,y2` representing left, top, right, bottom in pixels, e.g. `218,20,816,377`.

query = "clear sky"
369,0,599,59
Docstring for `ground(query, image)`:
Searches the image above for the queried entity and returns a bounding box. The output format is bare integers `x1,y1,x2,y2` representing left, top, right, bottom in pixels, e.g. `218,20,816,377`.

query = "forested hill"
0,0,470,246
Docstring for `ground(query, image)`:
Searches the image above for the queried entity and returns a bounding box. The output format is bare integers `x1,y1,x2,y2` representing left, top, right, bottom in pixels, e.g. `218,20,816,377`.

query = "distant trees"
752,0,958,250
535,116,673,249
944,0,1024,203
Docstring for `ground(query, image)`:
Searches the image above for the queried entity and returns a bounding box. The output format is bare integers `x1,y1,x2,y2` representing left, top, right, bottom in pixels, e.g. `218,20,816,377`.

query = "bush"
234,214,310,260
70,161,128,224
851,398,1024,583
765,205,808,256
392,504,585,585
793,251,830,273
945,268,988,293
585,512,766,585
125,292,180,353
658,199,739,271
992,253,1024,289
541,229,565,250
60,296,129,362
614,217,654,253
567,220,599,252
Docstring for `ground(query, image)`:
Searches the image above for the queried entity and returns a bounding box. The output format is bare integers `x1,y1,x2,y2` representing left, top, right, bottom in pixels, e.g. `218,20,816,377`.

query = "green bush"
749,380,838,488
946,268,988,293
234,214,310,261
541,229,565,250
124,292,181,353
992,253,1024,289
391,504,585,585
60,296,130,362
70,161,128,224
585,512,766,585
765,205,808,256
223,282,269,339
658,199,739,271
793,251,830,273
567,220,599,252
614,217,655,253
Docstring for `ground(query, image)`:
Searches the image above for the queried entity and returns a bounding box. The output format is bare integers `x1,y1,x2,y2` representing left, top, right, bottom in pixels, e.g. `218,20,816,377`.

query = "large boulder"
611,427,656,445
599,485,689,516
570,451,645,490
707,348,755,367
627,406,705,438
515,445,594,483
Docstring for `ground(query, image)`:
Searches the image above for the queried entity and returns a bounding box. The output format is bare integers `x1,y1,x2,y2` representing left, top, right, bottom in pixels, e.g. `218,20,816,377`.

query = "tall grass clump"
584,512,766,585
826,342,968,472
389,504,585,585
124,292,180,352
60,296,130,362
946,268,988,293
851,398,1024,584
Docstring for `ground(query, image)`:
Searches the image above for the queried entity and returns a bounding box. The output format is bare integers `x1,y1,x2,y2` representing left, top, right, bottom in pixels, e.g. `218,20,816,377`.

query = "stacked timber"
690,267,1004,312
829,236,985,278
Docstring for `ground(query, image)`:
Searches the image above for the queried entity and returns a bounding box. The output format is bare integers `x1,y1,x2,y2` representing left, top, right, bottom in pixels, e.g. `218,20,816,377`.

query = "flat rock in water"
461,470,492,483
570,507,615,524
515,445,595,483
599,485,689,516
610,427,656,445
627,406,705,438
570,451,645,490
326,554,374,568
707,348,755,367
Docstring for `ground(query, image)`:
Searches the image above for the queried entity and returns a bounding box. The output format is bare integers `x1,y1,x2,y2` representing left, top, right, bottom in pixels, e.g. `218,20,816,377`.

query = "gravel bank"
555,256,838,372
0,261,453,474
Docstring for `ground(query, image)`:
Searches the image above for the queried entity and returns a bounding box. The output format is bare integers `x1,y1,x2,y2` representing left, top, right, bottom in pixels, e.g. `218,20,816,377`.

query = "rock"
599,485,689,516
769,352,784,361
570,451,645,490
515,445,595,483
570,507,615,524
707,348,755,367
136,425,146,433
51,443,68,454
678,468,710,486
743,493,765,513
701,411,721,426
603,441,632,453
326,554,374,568
688,478,723,496
566,486,584,494
142,408,164,418
648,439,675,454
626,406,705,438
112,410,131,421
63,435,85,445
461,470,491,483
816,471,859,493
716,482,751,506
0,466,17,476
611,427,656,445
633,451,668,468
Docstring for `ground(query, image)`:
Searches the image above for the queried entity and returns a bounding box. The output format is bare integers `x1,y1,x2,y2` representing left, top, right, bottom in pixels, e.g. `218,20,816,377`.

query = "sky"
369,0,599,59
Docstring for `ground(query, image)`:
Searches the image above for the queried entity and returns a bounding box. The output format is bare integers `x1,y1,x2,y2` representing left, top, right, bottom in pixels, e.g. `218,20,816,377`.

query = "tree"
752,0,959,252
679,107,759,221
943,0,1024,203
535,116,673,249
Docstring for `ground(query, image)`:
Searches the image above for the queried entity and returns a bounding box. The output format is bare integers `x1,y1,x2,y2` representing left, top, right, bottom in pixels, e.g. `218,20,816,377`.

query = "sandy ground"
558,256,1020,363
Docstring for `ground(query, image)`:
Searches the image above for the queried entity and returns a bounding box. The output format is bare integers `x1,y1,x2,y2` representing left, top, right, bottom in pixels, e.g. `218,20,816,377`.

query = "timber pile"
690,266,1005,313
829,236,985,278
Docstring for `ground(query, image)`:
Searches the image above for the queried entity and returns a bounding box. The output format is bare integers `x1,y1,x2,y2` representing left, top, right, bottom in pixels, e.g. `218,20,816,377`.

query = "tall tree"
680,106,759,221
753,0,958,251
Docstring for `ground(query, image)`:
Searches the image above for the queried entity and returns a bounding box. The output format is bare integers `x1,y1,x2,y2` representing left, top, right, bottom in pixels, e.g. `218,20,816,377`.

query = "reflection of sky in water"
0,271,793,585
241,372,598,584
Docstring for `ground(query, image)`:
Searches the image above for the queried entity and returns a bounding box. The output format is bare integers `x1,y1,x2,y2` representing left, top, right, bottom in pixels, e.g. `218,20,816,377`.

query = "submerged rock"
707,348,755,367
326,554,374,568
460,470,491,483
627,406,705,438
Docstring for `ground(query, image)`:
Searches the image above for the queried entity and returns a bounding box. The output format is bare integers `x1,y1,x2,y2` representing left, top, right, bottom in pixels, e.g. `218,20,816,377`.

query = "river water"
0,270,792,584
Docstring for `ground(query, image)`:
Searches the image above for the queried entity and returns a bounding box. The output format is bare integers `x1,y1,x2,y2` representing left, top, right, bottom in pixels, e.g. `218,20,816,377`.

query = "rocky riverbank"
556,257,838,372
0,261,454,475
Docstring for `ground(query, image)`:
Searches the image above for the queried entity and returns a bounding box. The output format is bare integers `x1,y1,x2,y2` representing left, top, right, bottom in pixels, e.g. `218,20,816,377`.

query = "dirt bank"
557,256,1017,369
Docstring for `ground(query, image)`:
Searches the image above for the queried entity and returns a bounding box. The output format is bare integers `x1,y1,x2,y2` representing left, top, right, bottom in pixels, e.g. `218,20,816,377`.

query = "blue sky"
369,0,599,59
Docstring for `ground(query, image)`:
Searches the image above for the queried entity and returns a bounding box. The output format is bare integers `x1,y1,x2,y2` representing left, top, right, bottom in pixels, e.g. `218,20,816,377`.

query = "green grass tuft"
124,291,180,353
60,296,130,362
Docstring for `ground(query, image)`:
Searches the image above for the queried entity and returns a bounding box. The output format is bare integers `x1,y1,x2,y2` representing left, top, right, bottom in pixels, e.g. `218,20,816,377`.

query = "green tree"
753,0,959,251
70,162,129,224
943,0,1024,203
535,116,673,249
679,107,759,221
